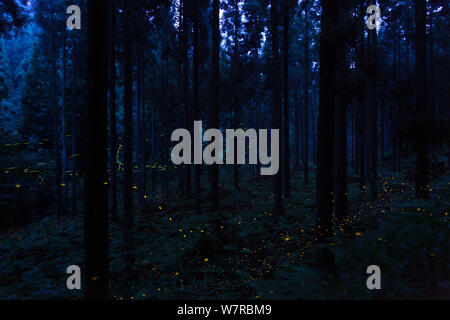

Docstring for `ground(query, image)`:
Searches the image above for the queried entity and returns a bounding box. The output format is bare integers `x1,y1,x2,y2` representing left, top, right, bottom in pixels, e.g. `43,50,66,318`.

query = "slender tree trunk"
380,102,385,164
303,7,310,184
161,22,169,196
364,34,370,193
294,79,300,169
316,0,338,271
392,27,399,172
61,36,68,211
369,29,378,199
137,3,145,205
428,12,436,163
312,91,317,165
193,0,201,213
283,0,290,197
232,0,241,190
109,0,117,221
414,0,429,199
358,7,366,191
351,101,356,170
178,1,185,195
210,0,220,210
150,103,155,193
406,0,411,76
271,0,283,216
50,1,62,217
334,1,349,222
71,40,78,217
182,0,191,196
334,91,348,222
85,0,109,299
255,50,262,175
123,0,135,266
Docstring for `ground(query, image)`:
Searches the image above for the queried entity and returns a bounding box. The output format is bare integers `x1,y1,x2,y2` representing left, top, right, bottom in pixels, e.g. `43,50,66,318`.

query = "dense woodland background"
0,0,449,299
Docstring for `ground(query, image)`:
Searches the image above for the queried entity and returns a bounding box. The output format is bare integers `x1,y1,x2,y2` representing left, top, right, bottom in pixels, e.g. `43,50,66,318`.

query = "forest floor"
0,161,449,300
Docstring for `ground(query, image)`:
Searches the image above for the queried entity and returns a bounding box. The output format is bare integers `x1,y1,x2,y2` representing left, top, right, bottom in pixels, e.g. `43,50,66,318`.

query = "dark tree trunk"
316,0,338,270
71,42,78,217
414,0,429,199
380,102,385,164
428,12,437,163
161,16,169,196
392,26,399,172
108,0,118,222
303,6,310,184
312,91,317,165
62,37,68,211
334,1,349,222
210,0,220,211
351,101,356,170
364,32,370,194
178,1,185,195
123,0,135,265
357,7,366,191
85,0,109,299
50,1,62,217
232,0,241,191
283,0,290,197
334,91,348,222
193,0,201,213
368,29,378,199
182,0,191,196
137,3,145,206
271,0,283,216
294,79,300,169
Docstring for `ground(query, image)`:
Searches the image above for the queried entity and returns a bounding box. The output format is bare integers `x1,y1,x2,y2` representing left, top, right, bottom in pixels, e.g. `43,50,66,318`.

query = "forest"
0,0,449,300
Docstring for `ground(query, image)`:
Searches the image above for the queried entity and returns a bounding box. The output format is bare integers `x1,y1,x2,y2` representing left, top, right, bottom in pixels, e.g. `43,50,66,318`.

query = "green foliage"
0,166,448,299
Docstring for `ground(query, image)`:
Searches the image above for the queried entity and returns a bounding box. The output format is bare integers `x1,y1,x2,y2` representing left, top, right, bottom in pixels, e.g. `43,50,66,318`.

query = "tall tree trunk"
380,102,385,164
294,79,300,169
351,101,356,170
357,4,366,191
178,1,185,195
50,1,62,217
303,6,310,184
369,28,378,199
123,0,135,265
283,0,290,197
71,38,78,217
85,0,109,299
316,0,338,270
364,32,371,193
193,0,201,213
312,91,317,165
392,26,399,172
137,3,145,205
109,0,117,222
232,0,241,190
334,0,349,223
210,0,220,211
182,0,191,196
161,21,170,196
254,50,262,176
61,36,68,211
428,11,437,162
271,0,283,216
414,0,429,199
